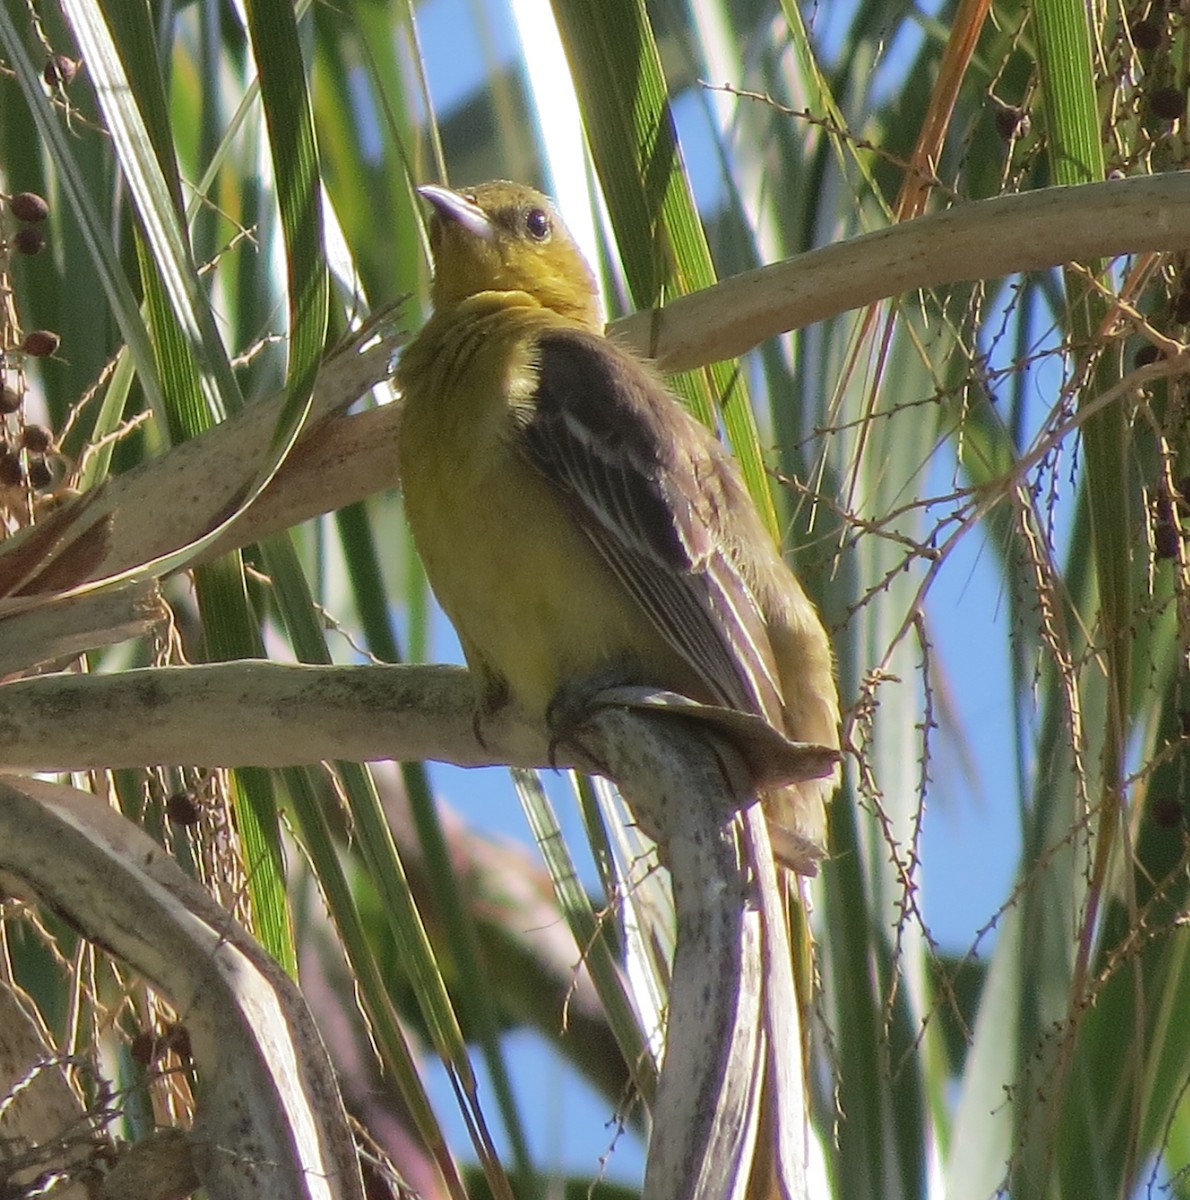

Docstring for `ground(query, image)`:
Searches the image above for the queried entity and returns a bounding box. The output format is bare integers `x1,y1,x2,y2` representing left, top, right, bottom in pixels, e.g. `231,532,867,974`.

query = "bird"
396,180,839,872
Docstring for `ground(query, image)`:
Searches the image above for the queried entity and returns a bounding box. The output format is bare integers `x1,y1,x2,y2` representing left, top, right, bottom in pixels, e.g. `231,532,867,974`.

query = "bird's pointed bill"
418,185,495,241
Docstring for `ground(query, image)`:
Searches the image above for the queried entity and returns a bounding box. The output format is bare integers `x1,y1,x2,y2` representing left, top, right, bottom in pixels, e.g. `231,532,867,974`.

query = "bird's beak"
417,185,494,241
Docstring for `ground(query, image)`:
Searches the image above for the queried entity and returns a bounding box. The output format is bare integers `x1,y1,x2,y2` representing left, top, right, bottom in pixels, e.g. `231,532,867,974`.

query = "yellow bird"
397,181,838,871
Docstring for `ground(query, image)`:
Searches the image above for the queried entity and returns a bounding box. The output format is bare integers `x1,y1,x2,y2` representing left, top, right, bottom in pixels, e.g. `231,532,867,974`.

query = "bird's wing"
514,325,785,722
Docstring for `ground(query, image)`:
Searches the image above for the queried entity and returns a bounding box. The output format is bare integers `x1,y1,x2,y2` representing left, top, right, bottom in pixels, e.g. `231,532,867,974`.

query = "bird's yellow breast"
397,297,699,722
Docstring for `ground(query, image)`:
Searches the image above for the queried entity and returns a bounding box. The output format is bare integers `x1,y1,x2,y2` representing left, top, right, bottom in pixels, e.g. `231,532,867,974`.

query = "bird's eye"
524,207,551,241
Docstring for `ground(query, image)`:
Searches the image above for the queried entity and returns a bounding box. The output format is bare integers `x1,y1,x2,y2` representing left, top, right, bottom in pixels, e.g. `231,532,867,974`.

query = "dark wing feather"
515,327,785,722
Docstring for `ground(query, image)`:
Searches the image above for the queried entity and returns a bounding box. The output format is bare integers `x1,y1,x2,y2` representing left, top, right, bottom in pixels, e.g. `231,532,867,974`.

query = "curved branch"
580,708,807,1200
0,663,837,793
0,775,366,1200
610,173,1190,370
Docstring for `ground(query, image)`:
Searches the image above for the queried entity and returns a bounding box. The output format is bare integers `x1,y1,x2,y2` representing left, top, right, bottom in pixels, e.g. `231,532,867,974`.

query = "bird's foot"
471,671,512,751
544,669,632,774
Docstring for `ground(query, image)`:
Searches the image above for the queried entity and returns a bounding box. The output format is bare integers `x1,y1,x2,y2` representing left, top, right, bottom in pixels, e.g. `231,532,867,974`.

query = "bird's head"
419,181,602,330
